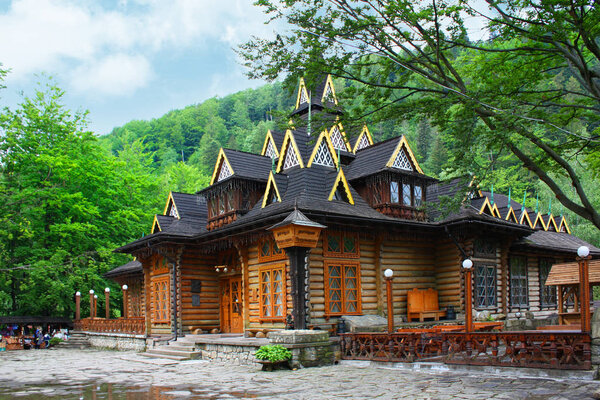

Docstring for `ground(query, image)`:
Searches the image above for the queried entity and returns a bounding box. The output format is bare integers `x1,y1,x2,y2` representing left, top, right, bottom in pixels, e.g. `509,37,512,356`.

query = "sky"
0,0,275,135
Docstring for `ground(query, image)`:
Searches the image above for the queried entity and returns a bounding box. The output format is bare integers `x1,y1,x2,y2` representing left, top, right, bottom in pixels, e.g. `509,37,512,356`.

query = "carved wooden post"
577,246,591,333
122,284,129,319
75,291,81,321
384,269,394,333
105,287,111,319
89,290,95,318
462,259,474,333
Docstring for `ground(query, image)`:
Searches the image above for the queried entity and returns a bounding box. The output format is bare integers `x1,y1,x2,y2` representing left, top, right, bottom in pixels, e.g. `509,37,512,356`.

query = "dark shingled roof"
156,215,175,231
171,192,207,219
104,259,142,278
513,230,600,255
480,191,522,210
290,75,342,117
271,130,285,152
223,149,272,182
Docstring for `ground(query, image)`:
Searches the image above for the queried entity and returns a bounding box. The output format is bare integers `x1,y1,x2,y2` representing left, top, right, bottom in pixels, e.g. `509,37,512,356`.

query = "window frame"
323,231,360,259
539,257,557,308
324,260,362,316
509,255,529,308
474,263,497,310
258,236,286,263
259,263,287,322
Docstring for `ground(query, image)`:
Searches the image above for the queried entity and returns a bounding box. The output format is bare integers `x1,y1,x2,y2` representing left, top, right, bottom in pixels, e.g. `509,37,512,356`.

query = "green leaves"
255,344,292,362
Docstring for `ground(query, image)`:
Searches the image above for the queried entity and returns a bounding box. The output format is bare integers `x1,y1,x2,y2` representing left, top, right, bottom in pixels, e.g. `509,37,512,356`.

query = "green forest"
0,41,598,317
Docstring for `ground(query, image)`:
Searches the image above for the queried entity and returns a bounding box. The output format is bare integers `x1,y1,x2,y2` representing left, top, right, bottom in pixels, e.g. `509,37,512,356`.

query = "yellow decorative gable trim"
557,216,571,234
531,212,546,230
505,207,518,223
295,78,310,109
385,136,424,174
261,172,282,208
321,74,338,105
478,197,495,216
209,148,235,185
328,169,354,205
352,124,374,153
276,130,305,172
162,191,180,219
545,214,559,232
307,130,339,168
519,210,533,228
151,215,161,234
261,130,280,158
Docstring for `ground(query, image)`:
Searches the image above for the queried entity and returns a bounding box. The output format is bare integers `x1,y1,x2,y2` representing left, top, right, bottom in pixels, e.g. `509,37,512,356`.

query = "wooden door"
220,276,243,333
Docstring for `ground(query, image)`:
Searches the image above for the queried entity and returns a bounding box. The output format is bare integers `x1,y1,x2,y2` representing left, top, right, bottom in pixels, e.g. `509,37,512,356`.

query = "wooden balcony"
74,317,145,335
374,203,426,221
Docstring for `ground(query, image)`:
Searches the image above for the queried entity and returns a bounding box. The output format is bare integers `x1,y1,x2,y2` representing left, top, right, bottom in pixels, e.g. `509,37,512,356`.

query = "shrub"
255,345,292,362
49,337,63,346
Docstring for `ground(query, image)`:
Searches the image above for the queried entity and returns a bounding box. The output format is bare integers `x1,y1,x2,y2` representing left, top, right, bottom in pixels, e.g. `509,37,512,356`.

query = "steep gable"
277,130,305,172
307,131,338,168
386,136,423,174
210,148,234,185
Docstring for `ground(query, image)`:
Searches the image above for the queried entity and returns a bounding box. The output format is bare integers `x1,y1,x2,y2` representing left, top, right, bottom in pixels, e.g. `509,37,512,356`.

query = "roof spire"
548,197,552,215
507,187,511,207
521,191,527,212
490,184,494,205
535,192,539,213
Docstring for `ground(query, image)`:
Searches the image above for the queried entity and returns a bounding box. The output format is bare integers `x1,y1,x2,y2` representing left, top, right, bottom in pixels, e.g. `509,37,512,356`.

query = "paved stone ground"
0,348,599,399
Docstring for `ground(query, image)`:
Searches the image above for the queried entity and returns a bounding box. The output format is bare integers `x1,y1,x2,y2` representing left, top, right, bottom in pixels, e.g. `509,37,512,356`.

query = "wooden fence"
74,317,145,335
340,331,591,370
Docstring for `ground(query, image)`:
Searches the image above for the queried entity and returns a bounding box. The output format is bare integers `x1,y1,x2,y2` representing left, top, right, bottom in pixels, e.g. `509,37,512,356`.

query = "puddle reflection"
0,382,259,399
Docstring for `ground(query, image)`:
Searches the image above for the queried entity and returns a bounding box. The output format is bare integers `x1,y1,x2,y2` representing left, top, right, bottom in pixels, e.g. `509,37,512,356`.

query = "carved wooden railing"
73,317,146,335
340,331,591,370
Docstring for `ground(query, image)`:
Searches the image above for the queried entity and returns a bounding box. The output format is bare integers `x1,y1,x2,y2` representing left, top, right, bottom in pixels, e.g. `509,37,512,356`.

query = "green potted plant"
254,345,292,371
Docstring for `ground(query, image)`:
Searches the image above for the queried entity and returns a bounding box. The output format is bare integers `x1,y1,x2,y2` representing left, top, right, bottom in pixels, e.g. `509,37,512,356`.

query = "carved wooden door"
220,276,243,333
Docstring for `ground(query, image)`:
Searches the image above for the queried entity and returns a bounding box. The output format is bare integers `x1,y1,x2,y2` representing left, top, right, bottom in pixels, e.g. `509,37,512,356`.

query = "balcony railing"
74,317,145,335
340,331,591,370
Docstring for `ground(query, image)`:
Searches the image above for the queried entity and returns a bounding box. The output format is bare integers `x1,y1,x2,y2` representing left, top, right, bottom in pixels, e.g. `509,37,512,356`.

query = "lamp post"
75,292,81,321
89,290,95,318
122,284,129,319
577,246,591,333
94,295,98,319
384,268,394,333
462,259,473,333
105,288,111,319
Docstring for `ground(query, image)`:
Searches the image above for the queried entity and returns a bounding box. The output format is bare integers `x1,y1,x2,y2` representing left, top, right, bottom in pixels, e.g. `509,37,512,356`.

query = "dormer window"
414,185,423,207
218,161,233,181
355,134,370,151
168,205,178,218
265,141,277,159
283,145,300,169
330,126,346,151
313,141,335,167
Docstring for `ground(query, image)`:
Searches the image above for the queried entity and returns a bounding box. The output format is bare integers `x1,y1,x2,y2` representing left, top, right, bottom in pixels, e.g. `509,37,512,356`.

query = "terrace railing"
74,317,146,335
340,331,591,370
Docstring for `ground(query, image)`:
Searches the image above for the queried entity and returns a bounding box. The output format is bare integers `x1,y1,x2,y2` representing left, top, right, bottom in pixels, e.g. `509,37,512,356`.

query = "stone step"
166,344,196,352
145,348,201,359
140,352,190,361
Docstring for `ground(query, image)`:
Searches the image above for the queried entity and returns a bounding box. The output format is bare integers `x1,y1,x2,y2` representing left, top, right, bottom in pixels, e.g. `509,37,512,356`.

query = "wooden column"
75,292,81,321
93,295,98,318
89,290,95,318
105,288,110,319
465,268,473,333
579,255,592,333
122,285,129,319
385,275,394,333
286,247,310,329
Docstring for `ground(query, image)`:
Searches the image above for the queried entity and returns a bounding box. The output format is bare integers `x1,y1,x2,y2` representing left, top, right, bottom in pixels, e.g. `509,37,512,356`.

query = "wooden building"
109,76,599,337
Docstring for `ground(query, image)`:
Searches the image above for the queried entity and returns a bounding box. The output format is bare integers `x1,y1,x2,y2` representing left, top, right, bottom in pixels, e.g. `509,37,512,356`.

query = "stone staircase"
58,331,90,349
141,336,201,361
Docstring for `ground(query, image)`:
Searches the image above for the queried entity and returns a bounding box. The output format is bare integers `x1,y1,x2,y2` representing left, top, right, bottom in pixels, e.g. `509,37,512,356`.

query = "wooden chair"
406,288,446,322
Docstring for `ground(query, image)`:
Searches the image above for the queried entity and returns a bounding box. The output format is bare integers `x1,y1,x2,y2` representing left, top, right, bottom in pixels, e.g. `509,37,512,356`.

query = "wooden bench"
407,288,446,322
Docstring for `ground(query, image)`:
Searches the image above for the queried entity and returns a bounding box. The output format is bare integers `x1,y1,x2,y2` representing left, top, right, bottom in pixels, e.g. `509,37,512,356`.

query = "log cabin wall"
381,235,437,318
179,250,219,334
433,239,461,311
114,274,145,319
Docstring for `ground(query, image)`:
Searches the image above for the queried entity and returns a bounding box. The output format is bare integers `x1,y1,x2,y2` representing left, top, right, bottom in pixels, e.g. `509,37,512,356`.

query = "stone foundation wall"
85,332,147,352
196,343,261,366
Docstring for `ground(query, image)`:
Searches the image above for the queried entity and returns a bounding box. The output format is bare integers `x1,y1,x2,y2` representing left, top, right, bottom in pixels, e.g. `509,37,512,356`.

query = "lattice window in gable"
265,140,277,159
392,147,413,171
168,205,178,218
356,134,370,151
313,141,334,167
330,126,346,151
323,82,334,102
299,88,308,105
283,144,300,169
217,160,232,182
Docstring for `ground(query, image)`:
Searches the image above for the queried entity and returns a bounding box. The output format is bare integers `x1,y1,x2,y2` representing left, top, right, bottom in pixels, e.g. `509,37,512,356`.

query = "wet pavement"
0,348,599,399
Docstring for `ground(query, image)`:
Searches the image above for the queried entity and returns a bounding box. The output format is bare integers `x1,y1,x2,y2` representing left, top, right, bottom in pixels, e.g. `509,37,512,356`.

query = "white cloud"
0,0,271,96
70,54,153,95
